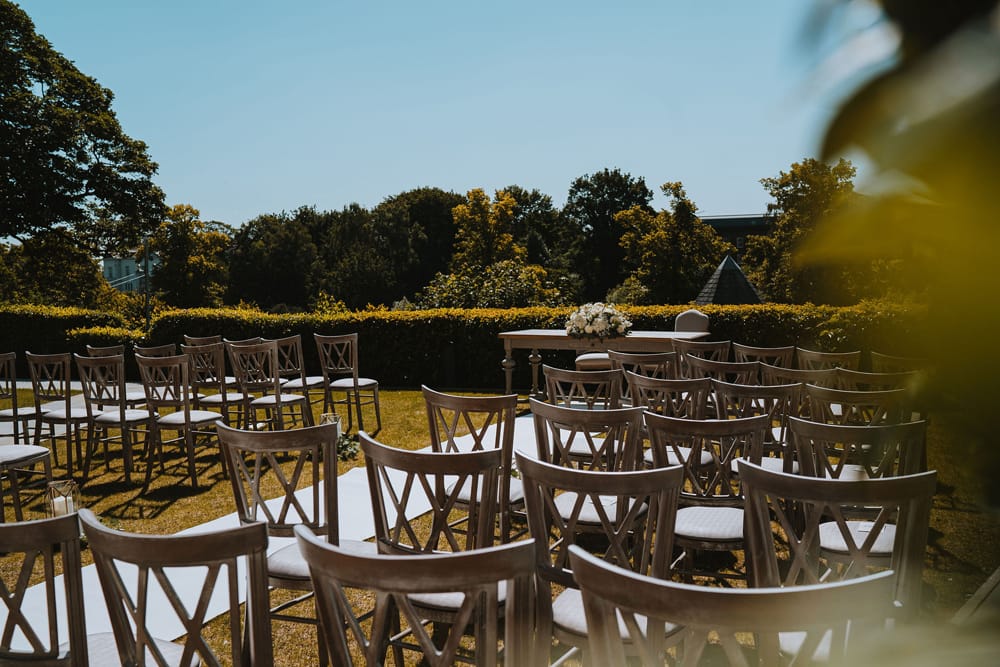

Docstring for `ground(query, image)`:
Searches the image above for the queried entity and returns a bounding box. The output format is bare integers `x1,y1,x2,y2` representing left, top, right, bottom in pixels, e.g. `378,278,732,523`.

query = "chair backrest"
712,379,802,453
674,308,709,332
795,347,861,370
180,342,228,395
182,334,222,346
0,351,21,414
314,332,361,385
788,417,927,479
217,421,338,540
134,353,196,415
296,529,536,667
626,373,712,419
570,544,896,667
671,339,731,377
606,350,677,380
86,343,125,357
74,352,128,419
274,334,308,383
79,509,273,667
227,339,283,397
740,460,937,619
361,432,501,555
870,350,927,373
759,362,837,387
133,343,177,357
802,384,908,425
517,452,682,590
542,365,623,409
26,351,73,412
685,355,760,384
834,367,920,391
732,342,795,367
644,412,770,505
530,398,644,471
0,514,88,666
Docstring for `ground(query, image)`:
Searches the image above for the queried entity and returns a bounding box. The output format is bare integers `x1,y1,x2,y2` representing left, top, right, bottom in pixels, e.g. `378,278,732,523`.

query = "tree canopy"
147,205,232,308
0,1,164,243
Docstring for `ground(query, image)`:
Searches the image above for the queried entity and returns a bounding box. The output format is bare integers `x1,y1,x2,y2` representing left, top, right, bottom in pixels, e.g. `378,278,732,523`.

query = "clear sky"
17,1,876,227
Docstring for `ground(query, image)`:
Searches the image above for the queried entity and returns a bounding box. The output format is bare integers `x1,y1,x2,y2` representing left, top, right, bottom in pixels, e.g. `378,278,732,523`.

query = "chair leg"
183,429,199,489
353,389,364,432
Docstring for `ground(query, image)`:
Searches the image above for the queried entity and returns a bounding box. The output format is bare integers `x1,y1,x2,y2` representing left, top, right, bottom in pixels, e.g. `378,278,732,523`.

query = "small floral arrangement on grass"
565,302,632,340
337,432,360,462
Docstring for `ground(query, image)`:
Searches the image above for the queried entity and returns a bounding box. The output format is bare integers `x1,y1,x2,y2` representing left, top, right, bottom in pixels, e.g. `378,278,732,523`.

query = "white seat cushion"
95,409,156,425
250,393,307,407
409,580,508,612
0,444,50,463
575,352,612,371
283,375,326,389
552,587,680,640
41,408,89,421
268,538,375,581
0,406,45,417
330,378,378,390
819,520,895,555
674,506,744,541
731,456,798,475
157,410,224,426
644,446,713,467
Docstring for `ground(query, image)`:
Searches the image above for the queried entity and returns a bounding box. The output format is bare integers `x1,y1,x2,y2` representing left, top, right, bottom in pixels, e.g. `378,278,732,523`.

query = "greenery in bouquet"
565,302,633,339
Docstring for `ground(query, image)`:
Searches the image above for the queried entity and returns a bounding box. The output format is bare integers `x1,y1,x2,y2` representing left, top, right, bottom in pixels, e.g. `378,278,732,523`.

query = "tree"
226,208,324,310
742,158,858,304
4,229,111,307
0,2,164,243
561,168,654,300
449,189,524,273
615,182,734,304
145,205,231,307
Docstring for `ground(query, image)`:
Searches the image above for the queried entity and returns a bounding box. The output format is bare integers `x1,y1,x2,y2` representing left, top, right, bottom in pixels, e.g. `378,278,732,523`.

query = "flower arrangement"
565,302,633,340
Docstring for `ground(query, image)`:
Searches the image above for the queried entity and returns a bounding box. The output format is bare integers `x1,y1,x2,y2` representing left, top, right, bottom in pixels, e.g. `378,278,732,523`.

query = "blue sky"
18,1,883,227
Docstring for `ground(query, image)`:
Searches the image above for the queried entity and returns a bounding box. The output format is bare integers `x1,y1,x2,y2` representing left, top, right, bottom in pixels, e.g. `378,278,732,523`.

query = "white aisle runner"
9,414,538,648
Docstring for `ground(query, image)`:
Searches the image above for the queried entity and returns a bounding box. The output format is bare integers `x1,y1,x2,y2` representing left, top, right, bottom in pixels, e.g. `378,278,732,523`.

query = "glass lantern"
46,479,81,518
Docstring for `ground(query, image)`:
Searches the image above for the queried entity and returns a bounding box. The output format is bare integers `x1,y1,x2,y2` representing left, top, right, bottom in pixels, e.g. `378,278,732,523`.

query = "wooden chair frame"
788,417,928,480
26,352,89,477
541,365,623,410
530,398,644,472
274,334,326,410
314,333,381,434
795,347,861,371
732,342,795,367
228,339,313,431
671,339,731,378
181,342,247,428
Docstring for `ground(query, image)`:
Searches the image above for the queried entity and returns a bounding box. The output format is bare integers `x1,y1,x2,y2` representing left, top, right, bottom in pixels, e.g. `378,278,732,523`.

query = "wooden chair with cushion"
870,350,927,373
132,343,177,357
686,356,760,385
182,333,222,346
606,350,678,406
296,530,537,667
788,417,928,480
517,452,683,664
217,420,371,666
0,514,96,665
740,460,937,620
530,398,644,472
671,339,731,378
542,365,623,410
0,351,46,446
571,544,897,667
274,334,326,411
75,353,156,485
361,432,502,664
314,333,381,434
26,351,89,477
79,508,273,667
181,342,248,428
732,342,795,367
644,412,770,581
802,384,909,426
795,347,861,370
422,385,521,542
0,352,52,520
759,362,837,387
834,367,921,391
135,353,223,490
627,373,713,470
713,379,802,474
228,339,313,431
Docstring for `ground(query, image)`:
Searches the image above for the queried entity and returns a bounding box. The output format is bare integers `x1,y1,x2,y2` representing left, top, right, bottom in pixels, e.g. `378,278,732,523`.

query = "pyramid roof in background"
695,255,762,305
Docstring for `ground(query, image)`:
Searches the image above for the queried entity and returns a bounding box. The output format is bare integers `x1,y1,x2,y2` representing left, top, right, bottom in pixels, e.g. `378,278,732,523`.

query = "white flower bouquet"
565,302,633,340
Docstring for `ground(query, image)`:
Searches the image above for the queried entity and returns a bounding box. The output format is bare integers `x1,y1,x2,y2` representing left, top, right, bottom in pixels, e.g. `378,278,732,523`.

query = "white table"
499,329,709,396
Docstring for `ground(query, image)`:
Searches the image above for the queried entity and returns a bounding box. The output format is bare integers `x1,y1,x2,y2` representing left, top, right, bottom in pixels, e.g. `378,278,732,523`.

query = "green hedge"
0,302,926,389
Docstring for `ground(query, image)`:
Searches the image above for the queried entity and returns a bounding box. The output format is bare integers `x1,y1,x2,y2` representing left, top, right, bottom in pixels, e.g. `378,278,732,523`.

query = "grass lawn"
2,390,998,665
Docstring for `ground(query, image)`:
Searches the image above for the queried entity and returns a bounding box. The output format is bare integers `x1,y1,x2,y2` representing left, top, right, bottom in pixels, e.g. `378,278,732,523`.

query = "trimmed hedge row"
0,303,926,389
0,306,127,376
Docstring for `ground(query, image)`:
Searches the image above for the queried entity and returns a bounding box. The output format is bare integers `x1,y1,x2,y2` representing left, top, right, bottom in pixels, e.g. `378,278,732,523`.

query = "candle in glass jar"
51,496,74,516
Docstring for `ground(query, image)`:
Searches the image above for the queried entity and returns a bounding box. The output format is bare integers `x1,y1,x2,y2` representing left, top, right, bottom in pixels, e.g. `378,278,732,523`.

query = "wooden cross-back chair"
274,334,326,410
181,341,247,428
517,452,684,664
360,432,502,664
870,350,927,373
530,398,644,472
571,544,897,667
606,350,677,405
217,420,372,666
79,509,273,667
314,332,381,434
802,384,909,426
685,356,761,385
296,530,537,667
228,339,313,431
713,379,803,474
542,365,623,410
422,385,521,542
671,338,731,378
759,362,837,387
834,367,920,391
732,342,795,367
0,352,52,521
644,412,771,580
0,513,94,666
135,353,223,490
788,417,928,481
74,353,156,485
795,347,861,370
740,460,937,621
133,343,177,357
26,352,89,477
0,351,45,446
182,334,222,346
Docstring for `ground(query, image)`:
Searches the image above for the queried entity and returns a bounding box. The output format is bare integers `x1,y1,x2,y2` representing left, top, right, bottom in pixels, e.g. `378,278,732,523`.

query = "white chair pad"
731,456,798,475
0,444,50,463
199,392,248,404
95,409,155,425
446,476,525,505
819,520,895,555
674,506,744,541
250,393,307,407
409,580,507,612
283,376,326,389
269,538,375,581
552,588,680,639
41,408,89,421
644,446,713,467
553,492,639,525
157,410,223,426
330,378,378,390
